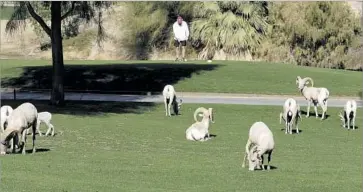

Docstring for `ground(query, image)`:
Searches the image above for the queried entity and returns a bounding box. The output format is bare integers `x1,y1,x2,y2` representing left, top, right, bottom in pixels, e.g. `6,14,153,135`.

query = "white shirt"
173,21,189,41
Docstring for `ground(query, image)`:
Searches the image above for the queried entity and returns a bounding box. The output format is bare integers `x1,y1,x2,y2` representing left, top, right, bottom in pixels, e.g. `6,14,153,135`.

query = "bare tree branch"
25,1,51,36
61,1,76,21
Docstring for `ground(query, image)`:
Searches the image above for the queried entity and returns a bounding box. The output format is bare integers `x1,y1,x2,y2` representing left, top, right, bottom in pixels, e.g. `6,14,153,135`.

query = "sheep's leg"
313,102,318,119
31,119,37,154
10,138,14,153
289,124,293,134
352,116,355,130
267,151,272,170
45,123,55,136
285,122,288,134
36,120,43,136
306,101,311,117
319,100,327,120
164,99,168,116
346,113,350,129
21,130,27,155
261,155,265,170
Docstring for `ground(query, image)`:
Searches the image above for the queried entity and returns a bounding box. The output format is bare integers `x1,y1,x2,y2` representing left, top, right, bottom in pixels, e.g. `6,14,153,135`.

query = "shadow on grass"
1,62,222,94
300,110,330,119
254,165,278,171
0,99,157,116
279,129,303,134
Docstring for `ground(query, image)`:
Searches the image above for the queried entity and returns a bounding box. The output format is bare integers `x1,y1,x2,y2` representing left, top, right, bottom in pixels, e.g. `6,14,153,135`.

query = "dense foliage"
123,1,362,69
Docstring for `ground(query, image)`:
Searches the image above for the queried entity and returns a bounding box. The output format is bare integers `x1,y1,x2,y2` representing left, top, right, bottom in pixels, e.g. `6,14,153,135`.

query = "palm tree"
5,1,112,106
190,2,269,59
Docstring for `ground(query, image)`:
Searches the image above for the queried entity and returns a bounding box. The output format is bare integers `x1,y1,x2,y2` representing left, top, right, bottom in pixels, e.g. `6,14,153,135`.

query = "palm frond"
5,2,28,34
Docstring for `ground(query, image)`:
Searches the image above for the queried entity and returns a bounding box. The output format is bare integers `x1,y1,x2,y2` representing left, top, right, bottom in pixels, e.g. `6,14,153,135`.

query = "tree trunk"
50,2,65,106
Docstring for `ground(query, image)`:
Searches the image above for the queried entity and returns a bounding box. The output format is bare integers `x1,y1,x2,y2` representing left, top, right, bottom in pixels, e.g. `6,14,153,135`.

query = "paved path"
1,91,361,108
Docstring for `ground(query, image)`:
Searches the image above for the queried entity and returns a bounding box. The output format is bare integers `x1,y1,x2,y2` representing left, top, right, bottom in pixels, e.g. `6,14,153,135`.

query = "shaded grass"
0,59,362,96
0,101,361,192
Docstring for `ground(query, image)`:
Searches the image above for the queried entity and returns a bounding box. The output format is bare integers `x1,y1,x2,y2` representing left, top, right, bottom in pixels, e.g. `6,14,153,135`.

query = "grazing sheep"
296,76,330,120
186,107,214,141
162,85,183,116
242,122,275,171
0,102,38,155
0,105,13,133
245,144,263,171
279,98,302,134
339,100,357,130
26,111,55,136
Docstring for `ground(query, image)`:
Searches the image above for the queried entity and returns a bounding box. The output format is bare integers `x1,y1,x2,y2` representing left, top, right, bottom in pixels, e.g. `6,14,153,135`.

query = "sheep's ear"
179,99,183,104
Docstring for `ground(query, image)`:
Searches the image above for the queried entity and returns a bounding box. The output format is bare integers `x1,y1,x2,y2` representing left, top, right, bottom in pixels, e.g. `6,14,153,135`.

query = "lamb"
245,144,263,171
242,122,275,171
162,85,183,117
0,102,38,155
279,98,302,134
296,76,330,120
0,105,13,133
185,107,214,141
339,100,357,130
26,111,55,136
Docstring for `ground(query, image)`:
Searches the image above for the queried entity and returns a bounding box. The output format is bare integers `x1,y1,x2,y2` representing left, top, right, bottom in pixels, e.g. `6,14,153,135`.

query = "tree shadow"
0,99,157,117
300,110,330,119
1,62,222,94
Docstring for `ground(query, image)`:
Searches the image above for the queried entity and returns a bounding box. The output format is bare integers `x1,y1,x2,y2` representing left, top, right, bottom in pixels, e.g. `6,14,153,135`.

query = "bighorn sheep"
242,122,275,171
162,85,183,116
186,107,214,141
0,102,38,155
26,111,55,136
279,98,302,134
245,144,263,171
296,76,330,120
339,100,357,130
1,105,13,133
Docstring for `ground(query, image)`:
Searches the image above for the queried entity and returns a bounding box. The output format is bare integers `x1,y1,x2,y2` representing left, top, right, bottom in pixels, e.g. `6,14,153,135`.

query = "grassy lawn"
0,59,361,96
0,101,361,192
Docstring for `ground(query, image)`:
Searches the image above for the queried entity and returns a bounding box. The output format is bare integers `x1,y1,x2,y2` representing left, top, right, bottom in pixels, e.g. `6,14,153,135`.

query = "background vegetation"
1,1,362,70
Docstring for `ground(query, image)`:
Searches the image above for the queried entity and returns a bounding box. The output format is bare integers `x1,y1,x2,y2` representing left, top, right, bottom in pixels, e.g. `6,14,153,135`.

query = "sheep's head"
193,107,215,123
338,110,347,125
248,145,262,171
0,129,18,155
173,99,183,115
296,76,314,91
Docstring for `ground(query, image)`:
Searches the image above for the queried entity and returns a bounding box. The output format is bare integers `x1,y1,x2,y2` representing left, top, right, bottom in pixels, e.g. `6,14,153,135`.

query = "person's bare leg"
175,45,180,61
182,46,186,61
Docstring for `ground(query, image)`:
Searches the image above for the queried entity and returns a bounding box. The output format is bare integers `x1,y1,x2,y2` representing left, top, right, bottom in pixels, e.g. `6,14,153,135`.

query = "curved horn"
302,77,314,87
208,108,214,123
193,107,208,122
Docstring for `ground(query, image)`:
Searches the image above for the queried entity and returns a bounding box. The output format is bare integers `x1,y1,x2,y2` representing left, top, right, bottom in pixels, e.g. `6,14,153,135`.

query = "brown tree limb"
25,1,51,36
61,1,76,21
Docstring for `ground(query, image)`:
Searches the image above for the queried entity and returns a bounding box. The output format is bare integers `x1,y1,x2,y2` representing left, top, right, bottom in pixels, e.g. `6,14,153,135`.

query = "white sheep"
242,122,275,171
339,100,357,130
0,105,13,133
186,107,214,141
279,98,302,134
26,111,55,136
0,102,38,155
162,85,183,117
296,76,330,120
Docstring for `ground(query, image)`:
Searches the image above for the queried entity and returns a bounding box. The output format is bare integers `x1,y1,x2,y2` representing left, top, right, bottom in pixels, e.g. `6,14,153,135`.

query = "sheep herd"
0,102,55,155
0,75,358,172
163,76,358,171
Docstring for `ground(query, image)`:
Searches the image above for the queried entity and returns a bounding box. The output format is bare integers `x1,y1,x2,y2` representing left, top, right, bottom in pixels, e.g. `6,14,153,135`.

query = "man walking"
172,15,189,62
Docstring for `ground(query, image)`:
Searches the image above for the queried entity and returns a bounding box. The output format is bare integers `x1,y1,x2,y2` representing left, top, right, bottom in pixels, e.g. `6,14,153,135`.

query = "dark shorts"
174,40,187,47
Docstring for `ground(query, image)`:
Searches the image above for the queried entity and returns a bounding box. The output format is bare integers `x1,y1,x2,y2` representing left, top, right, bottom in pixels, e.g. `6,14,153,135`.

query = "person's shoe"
183,58,187,62
175,58,179,62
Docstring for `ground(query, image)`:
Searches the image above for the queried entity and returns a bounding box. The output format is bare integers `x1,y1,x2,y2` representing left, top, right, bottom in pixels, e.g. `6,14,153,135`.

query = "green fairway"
0,101,361,192
1,59,361,96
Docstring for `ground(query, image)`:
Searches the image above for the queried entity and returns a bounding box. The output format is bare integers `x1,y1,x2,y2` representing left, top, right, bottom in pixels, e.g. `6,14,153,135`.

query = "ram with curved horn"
193,107,208,122
296,76,330,120
186,107,215,141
